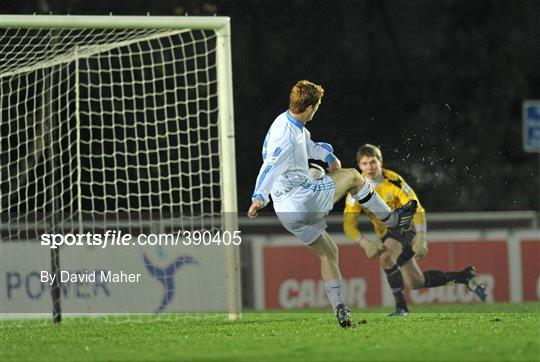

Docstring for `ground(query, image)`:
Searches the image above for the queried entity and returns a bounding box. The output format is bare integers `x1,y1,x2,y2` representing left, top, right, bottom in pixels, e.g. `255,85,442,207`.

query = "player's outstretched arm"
247,199,264,219
248,139,292,218
343,194,382,258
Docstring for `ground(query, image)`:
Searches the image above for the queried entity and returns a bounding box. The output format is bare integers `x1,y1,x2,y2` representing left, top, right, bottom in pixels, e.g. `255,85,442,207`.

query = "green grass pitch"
1,303,539,361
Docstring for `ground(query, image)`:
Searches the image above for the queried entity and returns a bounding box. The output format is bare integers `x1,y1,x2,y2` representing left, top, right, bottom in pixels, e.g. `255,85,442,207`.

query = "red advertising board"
261,239,511,309
263,244,382,309
521,239,540,301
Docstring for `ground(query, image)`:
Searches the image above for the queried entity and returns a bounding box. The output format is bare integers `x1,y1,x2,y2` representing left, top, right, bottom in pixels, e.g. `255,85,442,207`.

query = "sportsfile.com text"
40,230,242,249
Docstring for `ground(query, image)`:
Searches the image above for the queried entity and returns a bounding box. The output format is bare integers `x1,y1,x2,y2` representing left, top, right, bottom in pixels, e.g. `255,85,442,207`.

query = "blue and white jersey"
251,111,336,206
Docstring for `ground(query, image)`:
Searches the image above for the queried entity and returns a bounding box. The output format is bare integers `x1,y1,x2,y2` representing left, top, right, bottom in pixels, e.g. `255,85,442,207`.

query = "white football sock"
324,279,345,313
352,182,392,221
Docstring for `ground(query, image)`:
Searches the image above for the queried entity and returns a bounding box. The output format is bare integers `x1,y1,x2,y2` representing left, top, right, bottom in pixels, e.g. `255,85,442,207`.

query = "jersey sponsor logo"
273,185,294,198
278,278,368,308
385,192,392,201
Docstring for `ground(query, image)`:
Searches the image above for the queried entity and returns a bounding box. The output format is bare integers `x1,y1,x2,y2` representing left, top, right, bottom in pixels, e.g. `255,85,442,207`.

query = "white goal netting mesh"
1,26,232,321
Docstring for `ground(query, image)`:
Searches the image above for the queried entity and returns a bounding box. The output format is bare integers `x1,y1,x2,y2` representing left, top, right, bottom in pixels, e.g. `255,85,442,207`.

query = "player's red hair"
288,80,324,114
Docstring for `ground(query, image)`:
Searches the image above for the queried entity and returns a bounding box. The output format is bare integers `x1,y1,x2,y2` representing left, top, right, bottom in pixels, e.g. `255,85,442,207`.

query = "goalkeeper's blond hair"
356,144,383,163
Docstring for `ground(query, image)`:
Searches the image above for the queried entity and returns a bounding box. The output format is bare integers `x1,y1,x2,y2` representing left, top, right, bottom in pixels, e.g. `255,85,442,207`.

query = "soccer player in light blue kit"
248,80,416,327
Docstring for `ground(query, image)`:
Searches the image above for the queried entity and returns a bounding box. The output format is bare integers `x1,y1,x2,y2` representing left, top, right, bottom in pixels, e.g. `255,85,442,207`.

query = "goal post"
0,15,241,321
214,25,242,321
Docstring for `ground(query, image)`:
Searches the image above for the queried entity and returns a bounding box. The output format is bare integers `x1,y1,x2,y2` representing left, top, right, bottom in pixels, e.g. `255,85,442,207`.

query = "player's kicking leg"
400,260,487,301
308,231,353,328
327,168,416,228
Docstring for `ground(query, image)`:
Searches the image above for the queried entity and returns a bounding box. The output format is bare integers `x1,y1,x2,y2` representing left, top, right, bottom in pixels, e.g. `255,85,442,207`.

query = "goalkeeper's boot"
383,200,418,230
335,303,354,328
461,265,487,301
388,308,409,317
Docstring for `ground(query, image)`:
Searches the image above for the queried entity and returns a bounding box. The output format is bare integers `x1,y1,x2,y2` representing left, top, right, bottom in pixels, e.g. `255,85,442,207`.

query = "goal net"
0,15,240,322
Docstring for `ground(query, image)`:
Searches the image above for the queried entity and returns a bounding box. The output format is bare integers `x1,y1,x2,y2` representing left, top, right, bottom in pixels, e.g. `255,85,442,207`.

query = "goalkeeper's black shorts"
382,229,416,267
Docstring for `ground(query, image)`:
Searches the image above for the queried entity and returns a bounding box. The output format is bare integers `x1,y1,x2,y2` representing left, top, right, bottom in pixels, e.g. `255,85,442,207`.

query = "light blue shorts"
273,175,335,245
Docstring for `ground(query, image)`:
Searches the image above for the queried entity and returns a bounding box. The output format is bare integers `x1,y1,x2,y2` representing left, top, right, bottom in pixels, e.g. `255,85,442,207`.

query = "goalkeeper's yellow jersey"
343,169,426,240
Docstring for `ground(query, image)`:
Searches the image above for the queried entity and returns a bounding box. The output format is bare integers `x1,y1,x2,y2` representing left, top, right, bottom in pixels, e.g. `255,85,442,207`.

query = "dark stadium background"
2,0,539,212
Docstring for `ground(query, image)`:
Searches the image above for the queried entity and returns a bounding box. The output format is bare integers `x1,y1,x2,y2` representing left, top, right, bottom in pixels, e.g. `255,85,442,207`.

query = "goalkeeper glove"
357,236,384,259
412,232,428,260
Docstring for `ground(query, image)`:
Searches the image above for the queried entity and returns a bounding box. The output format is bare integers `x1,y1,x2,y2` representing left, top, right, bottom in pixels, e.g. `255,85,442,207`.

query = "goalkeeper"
248,80,415,328
343,144,487,316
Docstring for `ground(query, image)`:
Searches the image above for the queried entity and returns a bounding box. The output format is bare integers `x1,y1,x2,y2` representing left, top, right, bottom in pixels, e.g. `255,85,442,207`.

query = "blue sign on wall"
523,100,540,153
